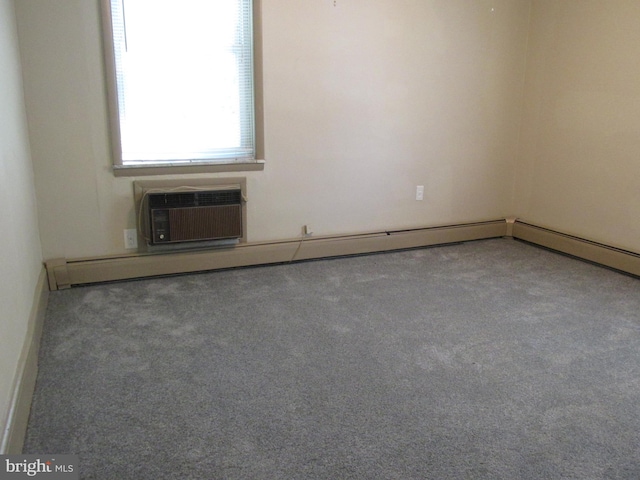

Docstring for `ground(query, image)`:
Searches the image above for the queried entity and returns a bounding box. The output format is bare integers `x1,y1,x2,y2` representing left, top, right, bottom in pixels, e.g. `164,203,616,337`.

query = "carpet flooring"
23,238,640,479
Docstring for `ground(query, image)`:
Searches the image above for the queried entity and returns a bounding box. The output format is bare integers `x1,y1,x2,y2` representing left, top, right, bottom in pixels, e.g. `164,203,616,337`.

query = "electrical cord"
291,234,305,262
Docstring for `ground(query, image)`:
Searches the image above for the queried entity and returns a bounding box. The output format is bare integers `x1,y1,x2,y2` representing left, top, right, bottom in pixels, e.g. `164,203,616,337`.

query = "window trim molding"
100,0,265,177
112,160,265,177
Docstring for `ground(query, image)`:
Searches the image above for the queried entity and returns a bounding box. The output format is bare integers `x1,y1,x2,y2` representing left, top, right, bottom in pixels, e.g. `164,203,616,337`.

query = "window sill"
113,160,265,177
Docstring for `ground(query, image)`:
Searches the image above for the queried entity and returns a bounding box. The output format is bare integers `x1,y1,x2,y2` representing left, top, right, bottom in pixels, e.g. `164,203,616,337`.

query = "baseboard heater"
144,188,243,245
46,220,508,289
43,219,640,290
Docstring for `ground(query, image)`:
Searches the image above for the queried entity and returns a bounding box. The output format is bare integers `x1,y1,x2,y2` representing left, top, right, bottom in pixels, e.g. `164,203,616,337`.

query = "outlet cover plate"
124,229,138,249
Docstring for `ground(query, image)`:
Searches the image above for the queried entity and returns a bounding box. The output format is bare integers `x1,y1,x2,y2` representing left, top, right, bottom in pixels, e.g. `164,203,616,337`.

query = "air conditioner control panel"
150,209,171,243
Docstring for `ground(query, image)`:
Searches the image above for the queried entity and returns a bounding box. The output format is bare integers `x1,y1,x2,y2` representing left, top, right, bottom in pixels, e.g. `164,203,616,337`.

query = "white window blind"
107,0,255,165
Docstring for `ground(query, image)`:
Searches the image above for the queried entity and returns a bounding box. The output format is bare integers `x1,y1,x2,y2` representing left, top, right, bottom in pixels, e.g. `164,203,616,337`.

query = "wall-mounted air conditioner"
134,179,247,247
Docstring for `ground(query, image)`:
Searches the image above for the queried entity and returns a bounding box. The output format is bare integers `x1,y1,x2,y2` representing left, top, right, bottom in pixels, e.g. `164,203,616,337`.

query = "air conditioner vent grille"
146,187,243,245
168,205,243,242
149,190,241,208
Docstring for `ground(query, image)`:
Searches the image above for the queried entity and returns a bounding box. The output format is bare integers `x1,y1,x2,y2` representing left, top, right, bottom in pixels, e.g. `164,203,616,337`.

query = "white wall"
0,0,43,446
14,0,531,261
515,0,640,252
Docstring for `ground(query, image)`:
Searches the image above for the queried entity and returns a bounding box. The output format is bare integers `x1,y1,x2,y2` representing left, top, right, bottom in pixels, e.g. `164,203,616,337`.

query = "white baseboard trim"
45,220,508,289
512,221,640,277
1,267,49,454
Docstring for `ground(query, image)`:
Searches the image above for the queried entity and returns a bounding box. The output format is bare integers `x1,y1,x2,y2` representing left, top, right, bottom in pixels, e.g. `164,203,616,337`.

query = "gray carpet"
23,238,640,479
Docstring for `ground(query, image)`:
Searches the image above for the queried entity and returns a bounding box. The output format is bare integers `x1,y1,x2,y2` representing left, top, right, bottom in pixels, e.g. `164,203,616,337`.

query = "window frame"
100,0,264,177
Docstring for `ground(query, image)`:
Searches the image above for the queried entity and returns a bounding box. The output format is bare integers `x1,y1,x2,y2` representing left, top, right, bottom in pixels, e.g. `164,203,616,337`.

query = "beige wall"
515,0,640,252
14,0,530,260
0,0,43,447
3,0,639,452
4,0,640,447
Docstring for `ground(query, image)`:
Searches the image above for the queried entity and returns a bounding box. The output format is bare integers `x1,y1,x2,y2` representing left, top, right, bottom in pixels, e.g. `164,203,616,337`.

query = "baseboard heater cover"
512,221,640,278
44,220,507,290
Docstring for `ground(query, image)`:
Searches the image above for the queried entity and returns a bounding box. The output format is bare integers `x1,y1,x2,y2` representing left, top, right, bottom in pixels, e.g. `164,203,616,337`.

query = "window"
102,0,263,175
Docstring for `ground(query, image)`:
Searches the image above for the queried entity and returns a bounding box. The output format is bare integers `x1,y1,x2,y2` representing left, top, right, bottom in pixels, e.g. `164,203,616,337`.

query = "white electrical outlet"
304,225,313,236
124,229,138,249
416,185,424,201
